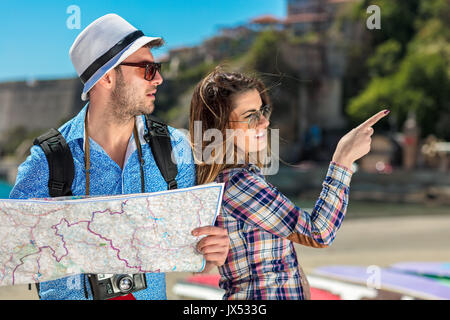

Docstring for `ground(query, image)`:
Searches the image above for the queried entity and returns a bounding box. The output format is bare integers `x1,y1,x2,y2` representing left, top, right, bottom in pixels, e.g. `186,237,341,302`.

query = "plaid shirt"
214,161,353,300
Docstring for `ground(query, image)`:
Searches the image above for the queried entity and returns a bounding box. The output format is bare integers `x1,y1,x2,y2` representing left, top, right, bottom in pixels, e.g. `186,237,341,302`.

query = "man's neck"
86,103,135,169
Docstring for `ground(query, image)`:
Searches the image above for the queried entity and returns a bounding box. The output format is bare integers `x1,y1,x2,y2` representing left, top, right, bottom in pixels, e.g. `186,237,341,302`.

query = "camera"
87,273,147,300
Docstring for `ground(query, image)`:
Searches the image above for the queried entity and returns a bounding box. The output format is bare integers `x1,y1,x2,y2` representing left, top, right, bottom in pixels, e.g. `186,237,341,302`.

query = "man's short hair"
145,38,165,50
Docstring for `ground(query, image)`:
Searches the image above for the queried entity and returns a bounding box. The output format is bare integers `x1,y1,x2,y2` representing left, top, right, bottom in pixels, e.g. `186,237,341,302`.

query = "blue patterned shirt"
9,103,196,300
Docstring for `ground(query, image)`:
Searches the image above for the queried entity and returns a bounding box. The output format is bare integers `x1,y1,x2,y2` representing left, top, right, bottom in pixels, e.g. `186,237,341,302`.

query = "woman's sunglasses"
229,104,272,128
119,61,162,81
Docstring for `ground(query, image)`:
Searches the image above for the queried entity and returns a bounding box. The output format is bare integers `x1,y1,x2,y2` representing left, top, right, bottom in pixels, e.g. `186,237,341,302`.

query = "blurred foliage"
247,30,287,77
158,0,449,141
367,39,402,77
287,31,320,45
347,0,450,139
155,61,216,121
2,126,44,157
159,29,300,127
246,29,299,94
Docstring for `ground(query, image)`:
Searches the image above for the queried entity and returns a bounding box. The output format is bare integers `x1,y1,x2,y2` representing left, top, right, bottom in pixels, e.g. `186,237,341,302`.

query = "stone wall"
0,78,84,143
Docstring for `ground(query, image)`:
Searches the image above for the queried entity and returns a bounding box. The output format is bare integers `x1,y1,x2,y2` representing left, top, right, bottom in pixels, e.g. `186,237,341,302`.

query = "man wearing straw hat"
9,13,229,300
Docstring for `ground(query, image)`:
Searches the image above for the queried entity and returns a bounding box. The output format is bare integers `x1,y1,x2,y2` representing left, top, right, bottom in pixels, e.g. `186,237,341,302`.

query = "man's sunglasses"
119,61,162,81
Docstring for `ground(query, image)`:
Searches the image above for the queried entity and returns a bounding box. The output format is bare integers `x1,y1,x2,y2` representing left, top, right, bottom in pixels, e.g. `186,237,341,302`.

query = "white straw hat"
69,13,161,101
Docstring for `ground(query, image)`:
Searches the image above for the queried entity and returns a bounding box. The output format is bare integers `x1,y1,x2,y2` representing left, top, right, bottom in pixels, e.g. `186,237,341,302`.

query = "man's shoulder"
167,126,189,143
56,112,85,144
167,126,192,152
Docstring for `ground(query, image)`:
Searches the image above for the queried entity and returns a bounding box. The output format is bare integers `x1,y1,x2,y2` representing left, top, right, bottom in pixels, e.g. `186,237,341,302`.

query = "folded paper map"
0,183,224,286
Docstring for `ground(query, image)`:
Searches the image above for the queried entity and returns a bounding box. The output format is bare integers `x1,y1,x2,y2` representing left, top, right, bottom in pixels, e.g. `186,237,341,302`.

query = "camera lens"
116,275,134,293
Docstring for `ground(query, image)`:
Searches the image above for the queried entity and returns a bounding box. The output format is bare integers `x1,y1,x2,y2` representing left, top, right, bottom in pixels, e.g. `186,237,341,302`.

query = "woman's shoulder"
215,163,267,188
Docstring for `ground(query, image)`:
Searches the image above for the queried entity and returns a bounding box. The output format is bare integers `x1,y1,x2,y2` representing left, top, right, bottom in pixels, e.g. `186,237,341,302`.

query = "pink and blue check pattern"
214,161,353,300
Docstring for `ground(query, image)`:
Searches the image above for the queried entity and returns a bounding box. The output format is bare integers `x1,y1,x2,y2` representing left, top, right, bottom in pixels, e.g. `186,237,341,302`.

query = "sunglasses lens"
248,105,271,128
248,114,260,128
144,63,161,81
263,105,272,119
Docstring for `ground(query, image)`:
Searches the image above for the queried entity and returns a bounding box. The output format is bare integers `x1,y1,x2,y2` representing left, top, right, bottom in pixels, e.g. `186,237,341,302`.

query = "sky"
0,0,286,82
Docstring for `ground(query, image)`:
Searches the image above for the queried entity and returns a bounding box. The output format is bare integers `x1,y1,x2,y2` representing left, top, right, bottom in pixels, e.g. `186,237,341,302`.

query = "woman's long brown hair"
189,68,272,185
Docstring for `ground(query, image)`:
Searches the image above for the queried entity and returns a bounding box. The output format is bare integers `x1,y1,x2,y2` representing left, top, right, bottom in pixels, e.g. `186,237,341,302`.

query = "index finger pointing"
192,226,227,236
358,109,390,129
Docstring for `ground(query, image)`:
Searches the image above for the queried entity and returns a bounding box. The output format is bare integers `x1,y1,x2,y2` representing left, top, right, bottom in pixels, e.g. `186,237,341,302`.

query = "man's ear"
96,69,116,90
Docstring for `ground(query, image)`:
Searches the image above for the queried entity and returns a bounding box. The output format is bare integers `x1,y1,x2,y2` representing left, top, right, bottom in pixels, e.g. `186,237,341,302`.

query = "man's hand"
192,226,230,273
332,109,390,168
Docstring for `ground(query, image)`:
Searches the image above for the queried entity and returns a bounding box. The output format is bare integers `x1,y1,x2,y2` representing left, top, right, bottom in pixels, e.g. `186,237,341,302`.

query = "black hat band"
80,30,144,84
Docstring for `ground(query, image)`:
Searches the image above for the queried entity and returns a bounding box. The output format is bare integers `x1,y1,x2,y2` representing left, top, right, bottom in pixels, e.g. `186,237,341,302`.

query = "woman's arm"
222,161,353,247
288,162,353,248
223,110,389,247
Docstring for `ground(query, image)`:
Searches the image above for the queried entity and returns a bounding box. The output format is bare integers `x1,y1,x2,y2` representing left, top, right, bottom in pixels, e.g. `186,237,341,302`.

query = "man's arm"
9,145,51,199
168,127,196,188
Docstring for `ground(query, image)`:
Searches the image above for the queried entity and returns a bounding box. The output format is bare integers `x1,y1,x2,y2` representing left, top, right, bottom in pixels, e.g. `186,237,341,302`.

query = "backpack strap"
143,114,178,190
33,128,75,197
31,128,75,298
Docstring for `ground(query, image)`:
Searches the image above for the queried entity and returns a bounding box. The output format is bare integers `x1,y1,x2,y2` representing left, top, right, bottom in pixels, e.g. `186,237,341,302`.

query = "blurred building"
0,0,406,170
286,0,357,33
163,0,360,163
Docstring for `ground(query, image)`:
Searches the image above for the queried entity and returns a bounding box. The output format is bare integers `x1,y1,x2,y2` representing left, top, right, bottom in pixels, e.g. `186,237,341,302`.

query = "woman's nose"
258,115,270,129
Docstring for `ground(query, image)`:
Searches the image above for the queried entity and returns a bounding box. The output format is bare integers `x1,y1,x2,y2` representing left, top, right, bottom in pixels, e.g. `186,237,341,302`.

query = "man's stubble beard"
109,69,155,124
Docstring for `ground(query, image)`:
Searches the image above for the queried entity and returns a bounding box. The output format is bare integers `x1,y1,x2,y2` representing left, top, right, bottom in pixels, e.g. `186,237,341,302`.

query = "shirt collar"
59,103,88,143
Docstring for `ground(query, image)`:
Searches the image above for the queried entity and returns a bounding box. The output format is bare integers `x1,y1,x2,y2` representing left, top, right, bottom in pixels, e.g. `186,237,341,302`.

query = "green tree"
347,0,450,139
367,39,402,77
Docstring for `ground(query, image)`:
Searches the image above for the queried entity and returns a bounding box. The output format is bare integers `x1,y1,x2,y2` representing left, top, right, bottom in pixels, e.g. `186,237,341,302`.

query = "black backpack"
33,114,178,197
